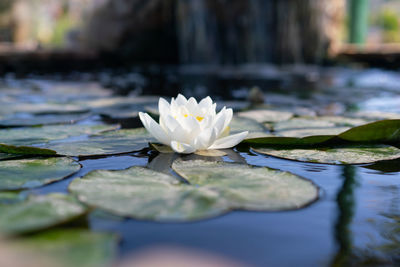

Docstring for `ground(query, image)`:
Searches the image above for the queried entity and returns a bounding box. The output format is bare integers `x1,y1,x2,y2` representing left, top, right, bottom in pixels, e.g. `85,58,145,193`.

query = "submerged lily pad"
69,166,228,221
0,194,86,234
172,160,318,211
70,160,318,221
12,229,117,267
44,128,153,157
0,157,80,190
253,145,400,164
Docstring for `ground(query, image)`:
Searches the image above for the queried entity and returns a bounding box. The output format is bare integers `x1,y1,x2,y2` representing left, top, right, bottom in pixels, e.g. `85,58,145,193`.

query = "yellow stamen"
196,116,204,122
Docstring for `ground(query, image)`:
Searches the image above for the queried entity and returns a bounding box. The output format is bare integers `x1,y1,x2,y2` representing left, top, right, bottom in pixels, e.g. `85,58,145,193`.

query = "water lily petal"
209,131,248,149
158,97,170,116
223,108,233,130
180,115,201,132
139,112,170,145
176,94,188,105
171,141,196,154
160,114,180,133
199,96,213,109
213,108,227,136
194,127,215,150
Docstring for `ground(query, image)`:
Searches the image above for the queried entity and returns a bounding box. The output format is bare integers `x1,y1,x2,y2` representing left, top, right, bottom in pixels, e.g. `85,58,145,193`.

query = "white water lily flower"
139,94,248,154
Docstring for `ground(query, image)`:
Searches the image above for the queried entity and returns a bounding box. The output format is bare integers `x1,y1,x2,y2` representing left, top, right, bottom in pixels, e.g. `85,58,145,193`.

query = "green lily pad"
0,194,86,235
272,118,337,132
230,116,266,134
338,119,400,143
271,116,368,134
69,167,228,221
0,157,80,190
0,143,57,156
237,109,293,123
253,145,400,164
70,160,318,221
11,229,117,267
244,119,400,148
0,124,118,146
277,127,350,138
83,96,158,116
172,160,318,211
44,128,153,157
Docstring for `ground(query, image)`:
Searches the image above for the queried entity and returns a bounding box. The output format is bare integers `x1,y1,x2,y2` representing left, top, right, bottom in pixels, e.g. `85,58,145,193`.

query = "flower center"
183,114,204,122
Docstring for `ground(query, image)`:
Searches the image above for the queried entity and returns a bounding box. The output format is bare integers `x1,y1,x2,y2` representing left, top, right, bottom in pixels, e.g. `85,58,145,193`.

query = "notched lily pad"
11,229,117,267
69,167,228,221
253,145,400,164
0,157,81,190
172,160,318,211
0,193,86,235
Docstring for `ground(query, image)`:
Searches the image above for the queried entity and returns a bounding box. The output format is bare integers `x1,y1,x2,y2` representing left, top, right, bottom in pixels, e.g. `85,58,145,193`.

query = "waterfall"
176,0,274,65
175,0,343,65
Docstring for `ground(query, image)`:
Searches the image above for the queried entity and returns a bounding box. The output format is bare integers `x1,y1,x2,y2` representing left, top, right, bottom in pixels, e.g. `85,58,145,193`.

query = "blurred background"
0,0,399,106
0,0,399,65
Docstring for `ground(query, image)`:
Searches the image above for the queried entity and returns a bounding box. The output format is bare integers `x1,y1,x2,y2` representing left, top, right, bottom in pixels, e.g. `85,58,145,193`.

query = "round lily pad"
0,157,81,190
69,167,228,221
0,194,86,235
70,160,318,221
44,128,153,157
12,229,117,267
252,145,400,165
172,160,318,211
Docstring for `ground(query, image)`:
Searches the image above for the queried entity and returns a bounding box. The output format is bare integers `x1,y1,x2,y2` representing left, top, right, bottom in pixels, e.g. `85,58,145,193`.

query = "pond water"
1,66,400,266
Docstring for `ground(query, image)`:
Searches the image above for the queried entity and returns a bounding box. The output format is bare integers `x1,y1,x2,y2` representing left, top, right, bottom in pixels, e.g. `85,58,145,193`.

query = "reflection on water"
332,166,358,266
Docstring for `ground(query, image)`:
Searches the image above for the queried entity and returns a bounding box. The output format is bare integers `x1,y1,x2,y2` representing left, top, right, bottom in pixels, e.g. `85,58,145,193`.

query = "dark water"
4,66,400,266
